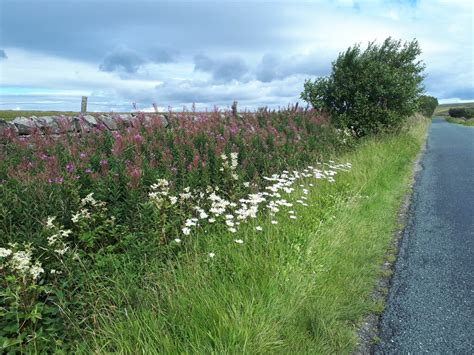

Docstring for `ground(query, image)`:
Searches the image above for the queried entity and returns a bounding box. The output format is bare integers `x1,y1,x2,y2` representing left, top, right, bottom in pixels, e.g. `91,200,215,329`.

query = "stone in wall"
97,115,119,130
0,120,18,141
12,117,40,135
35,116,62,134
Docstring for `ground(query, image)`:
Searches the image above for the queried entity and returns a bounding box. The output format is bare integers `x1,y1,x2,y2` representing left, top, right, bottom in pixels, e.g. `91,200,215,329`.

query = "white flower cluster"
149,178,180,207
72,192,106,223
162,161,352,240
220,152,239,180
0,244,44,280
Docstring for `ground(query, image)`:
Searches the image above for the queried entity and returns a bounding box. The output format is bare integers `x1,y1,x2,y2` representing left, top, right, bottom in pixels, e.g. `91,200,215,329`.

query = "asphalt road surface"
375,118,474,354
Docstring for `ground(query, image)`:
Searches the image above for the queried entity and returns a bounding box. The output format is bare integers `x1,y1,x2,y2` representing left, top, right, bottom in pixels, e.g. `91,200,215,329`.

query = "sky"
0,0,473,112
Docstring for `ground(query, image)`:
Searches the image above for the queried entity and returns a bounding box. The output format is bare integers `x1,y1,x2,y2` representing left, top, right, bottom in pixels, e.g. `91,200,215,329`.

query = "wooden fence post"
81,96,88,113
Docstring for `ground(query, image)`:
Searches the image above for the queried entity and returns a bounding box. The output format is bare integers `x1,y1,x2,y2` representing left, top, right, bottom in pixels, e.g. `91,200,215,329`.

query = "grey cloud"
99,49,145,74
255,52,332,82
194,54,249,82
1,1,287,64
256,54,283,82
149,48,178,63
0,49,7,59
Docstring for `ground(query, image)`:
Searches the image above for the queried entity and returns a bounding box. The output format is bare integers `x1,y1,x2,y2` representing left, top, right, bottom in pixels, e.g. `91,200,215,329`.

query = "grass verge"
445,116,474,127
82,118,429,353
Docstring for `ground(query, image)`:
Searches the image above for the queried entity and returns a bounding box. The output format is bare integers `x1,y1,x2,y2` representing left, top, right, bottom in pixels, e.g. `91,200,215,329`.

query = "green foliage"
445,116,474,126
448,107,474,118
85,119,429,354
301,37,425,136
417,95,438,117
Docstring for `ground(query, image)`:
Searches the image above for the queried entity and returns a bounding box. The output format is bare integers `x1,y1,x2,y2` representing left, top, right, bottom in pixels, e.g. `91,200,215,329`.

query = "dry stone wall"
0,113,169,142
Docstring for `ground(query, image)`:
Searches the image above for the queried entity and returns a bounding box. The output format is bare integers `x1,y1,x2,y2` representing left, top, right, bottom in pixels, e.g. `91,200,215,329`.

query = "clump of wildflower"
1,243,45,281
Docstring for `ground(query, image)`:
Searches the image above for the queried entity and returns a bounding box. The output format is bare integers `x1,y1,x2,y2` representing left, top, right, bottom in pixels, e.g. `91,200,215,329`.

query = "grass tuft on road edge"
445,116,474,127
83,118,430,354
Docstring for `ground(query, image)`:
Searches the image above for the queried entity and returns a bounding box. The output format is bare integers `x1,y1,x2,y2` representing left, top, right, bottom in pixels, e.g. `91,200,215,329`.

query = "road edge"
352,126,429,355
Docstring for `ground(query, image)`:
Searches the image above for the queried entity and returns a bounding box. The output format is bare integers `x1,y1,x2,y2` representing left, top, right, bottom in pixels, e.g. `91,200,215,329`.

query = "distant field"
0,110,143,121
434,102,474,116
0,110,79,121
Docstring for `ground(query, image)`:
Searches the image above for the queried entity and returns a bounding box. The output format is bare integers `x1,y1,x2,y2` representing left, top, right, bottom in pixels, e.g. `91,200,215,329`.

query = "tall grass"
83,118,429,353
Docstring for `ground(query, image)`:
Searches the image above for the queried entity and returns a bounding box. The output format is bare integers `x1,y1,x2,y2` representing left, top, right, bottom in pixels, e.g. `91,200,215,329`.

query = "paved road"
375,118,474,354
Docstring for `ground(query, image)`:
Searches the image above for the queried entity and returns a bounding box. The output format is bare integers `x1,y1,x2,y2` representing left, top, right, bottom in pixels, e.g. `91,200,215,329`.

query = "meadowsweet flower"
11,250,32,273
271,220,278,225
169,196,178,205
255,226,263,231
54,246,69,255
290,215,297,220
29,263,44,280
46,216,56,228
182,227,191,235
234,239,244,244
0,247,12,258
209,252,215,258
228,227,237,233
208,217,216,223
174,238,181,243
47,234,59,245
185,218,197,227
243,182,250,188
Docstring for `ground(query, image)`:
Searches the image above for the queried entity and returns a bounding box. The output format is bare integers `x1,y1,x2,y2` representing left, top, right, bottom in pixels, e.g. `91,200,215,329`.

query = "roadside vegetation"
445,116,474,127
434,102,474,116
1,37,432,353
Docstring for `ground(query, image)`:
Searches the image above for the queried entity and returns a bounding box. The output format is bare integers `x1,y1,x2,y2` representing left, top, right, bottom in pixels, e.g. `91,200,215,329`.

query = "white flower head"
255,226,263,231
0,247,12,258
271,220,278,225
209,252,215,258
11,250,32,273
228,227,237,233
234,239,244,244
29,263,44,280
182,227,191,236
46,216,56,229
174,238,181,243
169,196,178,205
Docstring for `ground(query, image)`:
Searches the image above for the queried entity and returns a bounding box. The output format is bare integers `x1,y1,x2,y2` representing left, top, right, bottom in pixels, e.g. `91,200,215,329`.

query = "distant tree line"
301,37,435,137
448,108,474,119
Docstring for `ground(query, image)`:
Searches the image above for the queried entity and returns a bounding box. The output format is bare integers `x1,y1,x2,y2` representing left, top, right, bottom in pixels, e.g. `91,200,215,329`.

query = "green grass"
0,110,80,121
434,102,474,116
0,110,140,121
79,118,429,353
444,116,474,127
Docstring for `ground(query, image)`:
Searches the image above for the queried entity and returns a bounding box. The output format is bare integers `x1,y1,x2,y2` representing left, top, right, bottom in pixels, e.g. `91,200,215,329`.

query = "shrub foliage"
417,95,438,117
448,107,474,118
301,37,425,136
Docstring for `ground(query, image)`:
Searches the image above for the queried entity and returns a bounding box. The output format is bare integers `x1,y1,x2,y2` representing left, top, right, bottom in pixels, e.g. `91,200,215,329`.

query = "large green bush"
301,37,425,136
417,95,438,117
448,107,474,118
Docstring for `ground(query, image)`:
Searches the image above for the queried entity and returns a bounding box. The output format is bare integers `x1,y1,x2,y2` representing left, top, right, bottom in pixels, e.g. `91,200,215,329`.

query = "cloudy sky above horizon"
0,0,473,112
